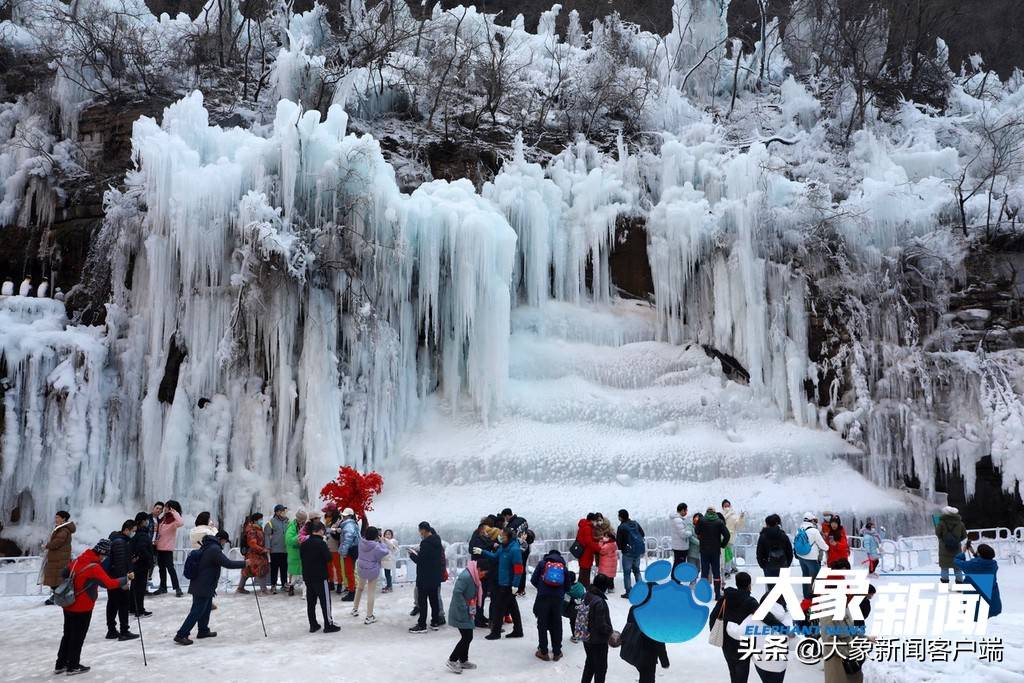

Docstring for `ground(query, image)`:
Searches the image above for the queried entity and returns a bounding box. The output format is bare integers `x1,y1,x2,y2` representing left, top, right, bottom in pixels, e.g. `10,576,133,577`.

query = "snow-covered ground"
1,560,1019,682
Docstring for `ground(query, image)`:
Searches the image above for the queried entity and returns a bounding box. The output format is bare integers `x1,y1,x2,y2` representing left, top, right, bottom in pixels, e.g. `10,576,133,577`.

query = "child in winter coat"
381,529,398,592
596,532,619,592
565,577,586,643
352,527,390,624
860,521,882,575
446,561,487,674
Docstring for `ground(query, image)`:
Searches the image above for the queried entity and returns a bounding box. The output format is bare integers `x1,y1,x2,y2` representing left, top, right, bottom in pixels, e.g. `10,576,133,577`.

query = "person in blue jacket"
955,542,1002,618
531,548,572,661
474,526,524,640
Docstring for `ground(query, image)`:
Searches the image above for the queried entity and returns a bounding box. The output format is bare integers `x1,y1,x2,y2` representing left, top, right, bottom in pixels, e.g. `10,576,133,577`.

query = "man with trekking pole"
174,530,246,645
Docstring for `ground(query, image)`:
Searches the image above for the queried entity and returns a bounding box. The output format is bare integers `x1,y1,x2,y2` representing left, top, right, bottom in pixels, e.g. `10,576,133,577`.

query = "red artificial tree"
320,466,384,519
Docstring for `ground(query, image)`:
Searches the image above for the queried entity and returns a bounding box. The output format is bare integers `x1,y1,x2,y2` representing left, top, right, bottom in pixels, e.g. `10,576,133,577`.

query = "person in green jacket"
286,510,308,595
935,506,967,583
446,561,488,675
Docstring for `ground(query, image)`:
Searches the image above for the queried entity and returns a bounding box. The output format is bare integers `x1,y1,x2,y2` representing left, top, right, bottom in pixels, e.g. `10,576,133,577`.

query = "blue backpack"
624,522,645,558
183,547,204,581
793,527,812,556
542,560,566,587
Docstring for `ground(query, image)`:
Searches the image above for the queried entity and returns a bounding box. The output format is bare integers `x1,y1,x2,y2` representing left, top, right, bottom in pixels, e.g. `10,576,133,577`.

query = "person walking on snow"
55,538,133,675
935,506,967,583
574,513,602,588
129,512,154,617
352,526,390,624
794,513,828,599
756,514,793,590
697,508,730,600
265,504,290,594
286,510,307,596
708,571,760,683
174,530,246,645
381,529,398,593
409,522,446,632
337,508,360,601
299,521,341,633
621,605,670,683
822,513,850,569
155,500,183,597
860,520,882,576
669,503,692,571
104,520,140,641
446,560,488,674
721,499,744,577
579,573,615,683
476,526,524,640
616,509,645,598
531,548,572,661
40,511,75,602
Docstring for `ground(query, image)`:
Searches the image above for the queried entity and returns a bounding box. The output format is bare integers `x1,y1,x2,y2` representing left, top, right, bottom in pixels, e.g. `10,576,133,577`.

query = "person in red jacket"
56,538,132,676
575,513,603,588
822,514,850,568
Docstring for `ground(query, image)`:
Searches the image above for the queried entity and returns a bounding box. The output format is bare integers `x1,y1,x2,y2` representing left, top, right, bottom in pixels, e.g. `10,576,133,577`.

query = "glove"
471,547,482,555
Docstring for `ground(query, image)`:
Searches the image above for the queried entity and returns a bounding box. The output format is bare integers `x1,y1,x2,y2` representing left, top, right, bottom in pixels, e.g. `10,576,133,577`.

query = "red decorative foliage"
320,466,384,517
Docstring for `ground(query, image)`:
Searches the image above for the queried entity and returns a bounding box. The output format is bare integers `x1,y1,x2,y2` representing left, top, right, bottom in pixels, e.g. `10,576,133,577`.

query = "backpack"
624,522,645,558
943,529,961,552
793,527,812,556
573,594,593,642
183,547,204,581
541,560,566,587
51,563,97,608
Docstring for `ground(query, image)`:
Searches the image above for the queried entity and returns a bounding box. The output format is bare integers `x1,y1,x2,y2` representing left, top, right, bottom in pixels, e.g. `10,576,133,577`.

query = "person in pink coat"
596,531,619,592
155,500,184,596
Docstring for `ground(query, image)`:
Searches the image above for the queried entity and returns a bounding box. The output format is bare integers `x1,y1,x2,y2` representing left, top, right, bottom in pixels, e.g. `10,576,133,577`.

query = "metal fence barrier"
4,526,1022,597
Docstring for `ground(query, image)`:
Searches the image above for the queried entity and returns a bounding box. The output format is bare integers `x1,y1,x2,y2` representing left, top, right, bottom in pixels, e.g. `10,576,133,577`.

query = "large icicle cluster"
1,92,515,535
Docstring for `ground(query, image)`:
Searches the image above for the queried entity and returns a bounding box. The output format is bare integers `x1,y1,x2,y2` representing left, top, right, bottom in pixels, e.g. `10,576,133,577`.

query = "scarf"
466,560,484,607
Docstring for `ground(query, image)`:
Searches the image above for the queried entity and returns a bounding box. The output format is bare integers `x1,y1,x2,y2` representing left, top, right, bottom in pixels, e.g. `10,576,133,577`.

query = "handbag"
569,540,584,559
707,598,727,647
842,658,863,675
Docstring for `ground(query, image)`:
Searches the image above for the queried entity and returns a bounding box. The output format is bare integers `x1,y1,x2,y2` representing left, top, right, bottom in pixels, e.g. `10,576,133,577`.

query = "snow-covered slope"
376,301,918,537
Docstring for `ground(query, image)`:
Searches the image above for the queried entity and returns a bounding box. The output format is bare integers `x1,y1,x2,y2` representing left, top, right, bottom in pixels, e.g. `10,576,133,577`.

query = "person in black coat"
173,531,245,645
409,522,445,632
469,518,498,628
105,520,139,640
300,521,340,633
755,514,794,590
622,606,669,683
129,513,155,617
696,509,731,600
581,574,615,683
708,572,760,683
531,548,573,660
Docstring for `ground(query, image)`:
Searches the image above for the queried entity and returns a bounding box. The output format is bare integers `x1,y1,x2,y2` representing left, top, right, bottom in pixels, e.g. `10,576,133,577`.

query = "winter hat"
341,507,355,518
942,506,959,515
93,538,112,555
322,502,338,513
295,509,308,524
803,512,817,522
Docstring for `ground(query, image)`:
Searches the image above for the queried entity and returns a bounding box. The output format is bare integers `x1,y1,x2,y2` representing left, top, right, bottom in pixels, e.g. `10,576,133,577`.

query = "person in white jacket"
726,598,794,683
381,529,399,593
794,513,829,599
669,503,693,569
189,512,219,549
722,499,745,576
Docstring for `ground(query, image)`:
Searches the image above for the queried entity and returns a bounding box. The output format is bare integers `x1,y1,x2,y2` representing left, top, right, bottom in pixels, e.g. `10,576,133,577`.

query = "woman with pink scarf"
445,560,488,675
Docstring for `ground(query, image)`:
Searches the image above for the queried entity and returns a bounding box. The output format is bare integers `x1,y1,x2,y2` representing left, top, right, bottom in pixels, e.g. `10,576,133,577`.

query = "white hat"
803,512,817,522
942,505,959,515
341,507,356,517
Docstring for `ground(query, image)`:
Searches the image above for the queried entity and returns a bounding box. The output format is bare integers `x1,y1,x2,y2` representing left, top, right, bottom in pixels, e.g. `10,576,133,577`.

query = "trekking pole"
251,576,268,637
130,587,148,666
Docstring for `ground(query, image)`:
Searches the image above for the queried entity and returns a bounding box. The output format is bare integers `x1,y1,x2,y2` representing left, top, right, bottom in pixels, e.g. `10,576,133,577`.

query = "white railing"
5,527,1022,597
